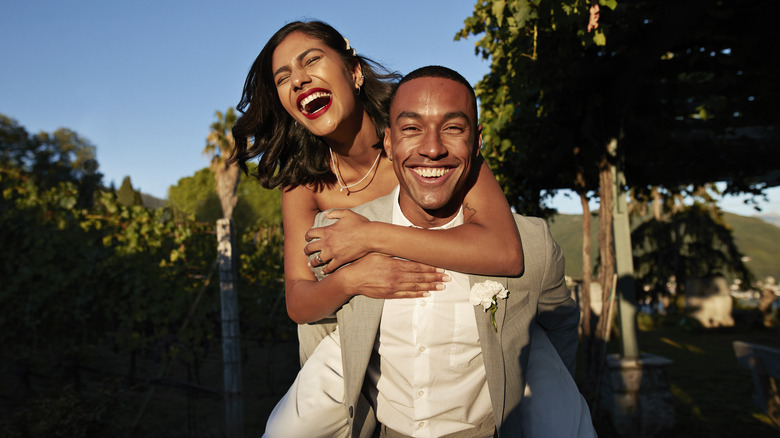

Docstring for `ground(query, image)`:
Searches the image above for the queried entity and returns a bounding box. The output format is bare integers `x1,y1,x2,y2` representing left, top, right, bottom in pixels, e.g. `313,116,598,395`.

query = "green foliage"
0,116,290,433
0,113,103,208
548,210,778,282
204,108,238,160
631,205,753,297
116,175,141,207
168,165,282,233
0,386,118,438
237,225,290,340
457,0,608,215
0,161,286,374
457,1,779,215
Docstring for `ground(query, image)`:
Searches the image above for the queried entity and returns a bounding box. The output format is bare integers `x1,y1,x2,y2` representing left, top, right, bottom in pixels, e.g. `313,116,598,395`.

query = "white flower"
470,280,509,332
469,280,509,310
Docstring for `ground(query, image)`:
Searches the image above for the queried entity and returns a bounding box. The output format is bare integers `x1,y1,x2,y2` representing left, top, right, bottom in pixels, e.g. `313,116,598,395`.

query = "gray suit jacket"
302,191,579,438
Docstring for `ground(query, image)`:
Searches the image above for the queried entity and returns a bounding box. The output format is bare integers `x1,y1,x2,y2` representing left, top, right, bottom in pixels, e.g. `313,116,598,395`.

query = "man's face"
384,76,481,227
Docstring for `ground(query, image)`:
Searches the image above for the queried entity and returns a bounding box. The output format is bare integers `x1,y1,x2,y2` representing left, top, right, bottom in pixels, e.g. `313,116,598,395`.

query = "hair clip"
343,37,357,57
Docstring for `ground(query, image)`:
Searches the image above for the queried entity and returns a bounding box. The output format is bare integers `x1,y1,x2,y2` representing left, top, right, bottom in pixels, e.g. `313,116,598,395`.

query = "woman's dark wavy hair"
229,20,401,190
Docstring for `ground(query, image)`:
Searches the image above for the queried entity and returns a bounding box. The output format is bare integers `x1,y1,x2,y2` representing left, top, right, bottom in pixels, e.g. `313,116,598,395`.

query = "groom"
314,66,582,437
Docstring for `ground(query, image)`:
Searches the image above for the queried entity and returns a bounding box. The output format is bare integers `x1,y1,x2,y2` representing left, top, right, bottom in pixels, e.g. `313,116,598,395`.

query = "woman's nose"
291,69,311,91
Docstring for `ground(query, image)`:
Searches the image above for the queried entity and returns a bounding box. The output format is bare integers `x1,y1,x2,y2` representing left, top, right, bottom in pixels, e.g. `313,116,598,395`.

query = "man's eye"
305,56,321,65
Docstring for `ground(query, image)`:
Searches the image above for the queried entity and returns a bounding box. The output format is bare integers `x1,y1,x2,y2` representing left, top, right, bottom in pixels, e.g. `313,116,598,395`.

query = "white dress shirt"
367,187,492,437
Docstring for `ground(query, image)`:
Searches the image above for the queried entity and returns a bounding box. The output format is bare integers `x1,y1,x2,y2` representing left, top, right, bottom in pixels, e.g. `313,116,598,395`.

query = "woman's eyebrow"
273,48,326,78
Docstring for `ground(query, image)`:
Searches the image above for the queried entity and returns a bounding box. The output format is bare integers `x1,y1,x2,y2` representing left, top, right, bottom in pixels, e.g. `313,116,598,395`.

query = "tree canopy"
168,166,282,233
1,114,103,208
458,0,780,216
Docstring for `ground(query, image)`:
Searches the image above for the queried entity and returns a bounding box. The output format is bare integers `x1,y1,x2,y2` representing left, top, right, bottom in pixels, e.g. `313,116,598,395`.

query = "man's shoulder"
314,192,395,227
511,213,549,236
510,213,557,254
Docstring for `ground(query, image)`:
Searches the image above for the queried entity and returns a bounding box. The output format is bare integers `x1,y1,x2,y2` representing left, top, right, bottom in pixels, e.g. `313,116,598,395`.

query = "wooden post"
612,158,639,359
217,218,243,438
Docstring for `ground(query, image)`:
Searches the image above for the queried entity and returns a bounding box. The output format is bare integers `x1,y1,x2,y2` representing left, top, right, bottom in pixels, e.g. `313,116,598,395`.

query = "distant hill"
755,212,780,228
723,212,780,281
546,211,780,282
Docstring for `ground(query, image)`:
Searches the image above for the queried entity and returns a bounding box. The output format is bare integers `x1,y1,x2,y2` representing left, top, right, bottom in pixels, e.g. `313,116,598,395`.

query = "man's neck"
397,192,464,229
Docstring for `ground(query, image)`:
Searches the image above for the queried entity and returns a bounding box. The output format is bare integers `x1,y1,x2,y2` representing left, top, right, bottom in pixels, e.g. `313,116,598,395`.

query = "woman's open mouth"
298,89,332,119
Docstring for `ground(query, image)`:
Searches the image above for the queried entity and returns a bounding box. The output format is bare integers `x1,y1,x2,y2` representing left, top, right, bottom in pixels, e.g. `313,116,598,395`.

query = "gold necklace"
329,147,382,195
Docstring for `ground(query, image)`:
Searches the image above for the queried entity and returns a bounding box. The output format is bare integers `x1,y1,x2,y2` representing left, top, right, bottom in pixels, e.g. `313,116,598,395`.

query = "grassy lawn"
593,318,780,438
3,319,780,437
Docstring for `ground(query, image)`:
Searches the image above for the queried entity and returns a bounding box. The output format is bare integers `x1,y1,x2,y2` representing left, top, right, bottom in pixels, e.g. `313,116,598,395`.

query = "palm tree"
204,108,243,437
204,108,240,219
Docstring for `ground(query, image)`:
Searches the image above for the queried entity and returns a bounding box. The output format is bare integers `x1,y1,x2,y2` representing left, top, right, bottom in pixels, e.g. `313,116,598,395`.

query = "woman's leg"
521,326,597,437
264,328,349,438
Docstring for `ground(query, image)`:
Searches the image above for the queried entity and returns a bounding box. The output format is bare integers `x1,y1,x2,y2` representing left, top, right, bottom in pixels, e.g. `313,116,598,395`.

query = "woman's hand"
339,253,449,300
305,209,374,274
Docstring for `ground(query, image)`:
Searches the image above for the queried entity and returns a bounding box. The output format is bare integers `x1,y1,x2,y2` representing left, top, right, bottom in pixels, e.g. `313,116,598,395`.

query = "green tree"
203,108,244,436
632,195,753,304
0,113,103,208
168,165,281,232
204,109,240,220
457,0,779,403
117,175,143,207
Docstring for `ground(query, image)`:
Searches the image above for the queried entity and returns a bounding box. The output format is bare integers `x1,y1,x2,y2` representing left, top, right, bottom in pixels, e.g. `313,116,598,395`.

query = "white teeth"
299,91,331,112
414,168,449,178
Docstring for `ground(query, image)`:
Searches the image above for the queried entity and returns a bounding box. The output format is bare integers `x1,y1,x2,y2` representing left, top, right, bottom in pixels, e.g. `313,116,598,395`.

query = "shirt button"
418,345,426,353
417,390,424,397
418,421,425,428
419,300,427,306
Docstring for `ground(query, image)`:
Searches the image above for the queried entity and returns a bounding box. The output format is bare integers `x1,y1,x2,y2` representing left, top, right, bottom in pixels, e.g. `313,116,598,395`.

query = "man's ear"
383,127,393,161
475,124,483,157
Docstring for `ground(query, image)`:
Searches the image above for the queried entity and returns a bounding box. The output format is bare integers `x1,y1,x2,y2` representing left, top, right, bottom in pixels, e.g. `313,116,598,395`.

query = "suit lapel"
339,193,394,422
469,274,508,427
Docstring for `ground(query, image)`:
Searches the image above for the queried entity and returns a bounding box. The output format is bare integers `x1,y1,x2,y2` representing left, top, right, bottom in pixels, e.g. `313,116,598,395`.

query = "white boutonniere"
469,280,509,332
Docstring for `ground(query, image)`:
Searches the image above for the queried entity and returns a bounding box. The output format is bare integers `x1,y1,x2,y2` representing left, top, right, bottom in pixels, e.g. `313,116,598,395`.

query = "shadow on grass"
593,318,780,438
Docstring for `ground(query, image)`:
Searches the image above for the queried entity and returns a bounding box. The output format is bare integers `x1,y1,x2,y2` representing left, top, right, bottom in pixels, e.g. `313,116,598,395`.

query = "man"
316,66,590,437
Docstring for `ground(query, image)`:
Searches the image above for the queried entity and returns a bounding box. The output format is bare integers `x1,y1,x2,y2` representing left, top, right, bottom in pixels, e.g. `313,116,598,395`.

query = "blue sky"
1,0,777,216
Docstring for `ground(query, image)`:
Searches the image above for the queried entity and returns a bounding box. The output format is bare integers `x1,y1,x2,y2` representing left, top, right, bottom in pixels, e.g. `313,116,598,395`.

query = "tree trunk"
597,153,615,341
652,186,662,221
584,151,617,409
580,191,592,338
215,163,240,220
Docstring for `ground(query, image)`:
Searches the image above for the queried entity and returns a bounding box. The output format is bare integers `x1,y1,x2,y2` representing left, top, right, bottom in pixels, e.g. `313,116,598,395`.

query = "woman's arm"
306,160,524,276
282,186,447,324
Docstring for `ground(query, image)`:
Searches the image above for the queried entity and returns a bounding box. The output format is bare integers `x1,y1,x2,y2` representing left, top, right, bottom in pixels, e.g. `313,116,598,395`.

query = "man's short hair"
390,65,478,129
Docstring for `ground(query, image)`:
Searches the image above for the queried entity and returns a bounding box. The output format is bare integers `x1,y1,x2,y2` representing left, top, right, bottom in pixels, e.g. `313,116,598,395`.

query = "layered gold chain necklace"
328,146,382,195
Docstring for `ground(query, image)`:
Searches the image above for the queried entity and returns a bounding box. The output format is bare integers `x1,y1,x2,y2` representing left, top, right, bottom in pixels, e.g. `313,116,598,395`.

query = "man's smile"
412,167,452,178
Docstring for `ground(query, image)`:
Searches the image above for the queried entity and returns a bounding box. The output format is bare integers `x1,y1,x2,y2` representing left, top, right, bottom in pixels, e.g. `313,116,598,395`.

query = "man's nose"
418,129,448,159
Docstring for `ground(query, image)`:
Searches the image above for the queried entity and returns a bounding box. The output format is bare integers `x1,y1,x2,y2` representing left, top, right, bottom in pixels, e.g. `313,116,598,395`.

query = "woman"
230,21,593,438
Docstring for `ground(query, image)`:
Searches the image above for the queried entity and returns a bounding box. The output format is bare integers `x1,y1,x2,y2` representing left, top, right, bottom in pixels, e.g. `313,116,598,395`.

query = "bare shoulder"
282,185,320,234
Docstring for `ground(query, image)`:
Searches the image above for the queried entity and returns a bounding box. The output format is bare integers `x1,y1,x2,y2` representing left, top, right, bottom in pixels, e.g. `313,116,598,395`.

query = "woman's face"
271,32,363,140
